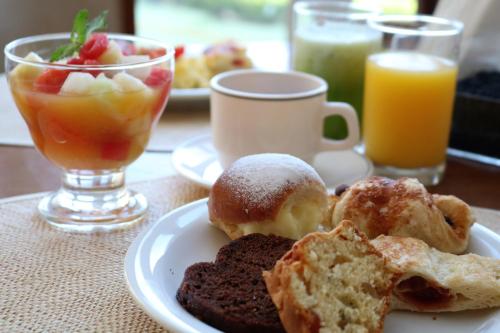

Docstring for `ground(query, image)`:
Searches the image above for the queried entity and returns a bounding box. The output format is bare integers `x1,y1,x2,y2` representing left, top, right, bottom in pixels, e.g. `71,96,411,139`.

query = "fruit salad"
8,15,173,170
173,41,252,89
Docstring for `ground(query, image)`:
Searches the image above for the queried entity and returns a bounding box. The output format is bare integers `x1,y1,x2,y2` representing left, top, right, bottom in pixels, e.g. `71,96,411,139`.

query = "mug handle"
320,102,360,151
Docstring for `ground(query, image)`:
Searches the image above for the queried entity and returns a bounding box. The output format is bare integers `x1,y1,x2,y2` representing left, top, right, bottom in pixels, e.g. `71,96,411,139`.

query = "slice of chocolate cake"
176,233,295,333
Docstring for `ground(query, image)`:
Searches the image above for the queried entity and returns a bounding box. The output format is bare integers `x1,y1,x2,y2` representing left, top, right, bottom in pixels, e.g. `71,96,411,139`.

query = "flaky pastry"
331,177,474,254
372,235,500,312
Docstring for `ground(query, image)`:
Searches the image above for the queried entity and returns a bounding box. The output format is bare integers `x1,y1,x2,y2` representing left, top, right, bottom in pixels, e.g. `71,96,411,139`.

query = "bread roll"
263,220,400,333
209,153,329,240
331,177,474,254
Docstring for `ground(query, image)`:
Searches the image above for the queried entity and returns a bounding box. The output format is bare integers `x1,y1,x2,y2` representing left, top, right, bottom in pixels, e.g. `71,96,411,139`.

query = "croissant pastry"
372,235,500,312
331,177,474,254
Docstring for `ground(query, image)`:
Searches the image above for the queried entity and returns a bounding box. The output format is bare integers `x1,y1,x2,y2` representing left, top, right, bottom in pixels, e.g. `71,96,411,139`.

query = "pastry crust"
372,235,500,312
209,154,329,240
331,177,474,254
264,261,321,333
264,220,400,333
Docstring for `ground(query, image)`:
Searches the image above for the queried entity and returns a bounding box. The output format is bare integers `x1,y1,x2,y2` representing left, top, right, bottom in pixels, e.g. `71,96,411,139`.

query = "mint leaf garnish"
50,44,80,62
71,9,89,45
86,10,108,40
49,9,108,62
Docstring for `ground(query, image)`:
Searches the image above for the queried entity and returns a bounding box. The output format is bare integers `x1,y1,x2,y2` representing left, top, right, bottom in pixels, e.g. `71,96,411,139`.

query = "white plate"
125,198,500,333
172,135,374,191
170,44,209,102
171,87,210,102
169,41,289,102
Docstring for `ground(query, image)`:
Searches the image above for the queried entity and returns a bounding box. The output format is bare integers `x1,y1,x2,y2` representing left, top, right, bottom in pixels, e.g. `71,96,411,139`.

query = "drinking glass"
292,0,381,140
363,15,463,185
5,33,174,232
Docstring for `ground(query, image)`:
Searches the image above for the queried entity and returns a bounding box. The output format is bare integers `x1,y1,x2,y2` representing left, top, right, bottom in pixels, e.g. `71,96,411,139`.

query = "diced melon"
60,72,95,95
24,52,43,62
61,72,122,96
121,55,151,80
113,72,148,92
10,52,44,83
89,73,119,94
98,40,123,64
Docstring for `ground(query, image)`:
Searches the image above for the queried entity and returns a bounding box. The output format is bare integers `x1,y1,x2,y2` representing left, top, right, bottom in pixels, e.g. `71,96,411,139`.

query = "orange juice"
363,52,457,168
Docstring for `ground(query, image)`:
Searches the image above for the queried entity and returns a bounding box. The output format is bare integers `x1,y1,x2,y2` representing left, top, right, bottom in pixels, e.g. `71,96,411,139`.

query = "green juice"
293,23,382,139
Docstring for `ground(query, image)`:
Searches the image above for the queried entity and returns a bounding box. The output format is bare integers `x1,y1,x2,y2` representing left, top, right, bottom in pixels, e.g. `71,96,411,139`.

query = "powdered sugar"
220,154,325,211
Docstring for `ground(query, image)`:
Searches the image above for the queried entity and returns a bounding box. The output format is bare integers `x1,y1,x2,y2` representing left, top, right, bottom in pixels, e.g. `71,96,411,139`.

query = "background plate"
170,41,289,102
172,135,374,190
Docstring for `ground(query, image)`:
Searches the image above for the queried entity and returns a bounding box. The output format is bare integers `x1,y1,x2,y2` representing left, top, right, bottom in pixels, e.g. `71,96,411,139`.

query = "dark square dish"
449,72,500,160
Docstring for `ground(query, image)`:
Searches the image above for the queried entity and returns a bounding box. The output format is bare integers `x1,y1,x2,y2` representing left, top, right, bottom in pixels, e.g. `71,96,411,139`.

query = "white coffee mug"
210,70,360,168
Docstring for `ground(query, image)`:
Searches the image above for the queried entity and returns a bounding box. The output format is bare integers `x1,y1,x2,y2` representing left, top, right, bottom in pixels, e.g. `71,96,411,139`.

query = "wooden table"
1,143,499,209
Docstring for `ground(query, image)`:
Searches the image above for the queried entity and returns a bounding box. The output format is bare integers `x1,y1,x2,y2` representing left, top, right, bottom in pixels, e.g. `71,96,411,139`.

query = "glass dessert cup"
5,33,174,232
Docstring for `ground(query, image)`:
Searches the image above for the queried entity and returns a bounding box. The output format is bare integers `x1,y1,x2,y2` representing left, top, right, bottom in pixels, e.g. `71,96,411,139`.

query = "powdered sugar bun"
208,153,329,240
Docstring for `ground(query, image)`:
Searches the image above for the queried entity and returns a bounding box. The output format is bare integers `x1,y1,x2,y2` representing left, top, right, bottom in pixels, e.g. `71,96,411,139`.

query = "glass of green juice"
292,1,381,140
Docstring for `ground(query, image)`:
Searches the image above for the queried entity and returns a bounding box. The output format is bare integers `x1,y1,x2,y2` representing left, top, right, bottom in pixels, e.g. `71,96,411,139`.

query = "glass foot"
373,162,445,186
38,169,148,232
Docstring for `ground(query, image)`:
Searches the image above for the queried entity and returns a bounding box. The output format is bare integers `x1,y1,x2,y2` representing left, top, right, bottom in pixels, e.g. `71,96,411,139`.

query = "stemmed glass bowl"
5,33,174,232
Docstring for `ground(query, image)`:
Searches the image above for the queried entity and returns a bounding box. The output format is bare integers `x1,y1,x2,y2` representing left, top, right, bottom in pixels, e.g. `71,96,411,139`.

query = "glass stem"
59,169,133,211
63,169,126,191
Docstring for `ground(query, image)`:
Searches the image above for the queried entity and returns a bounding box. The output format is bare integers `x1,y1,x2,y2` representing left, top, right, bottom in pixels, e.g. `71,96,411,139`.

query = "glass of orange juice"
5,33,174,232
362,15,463,185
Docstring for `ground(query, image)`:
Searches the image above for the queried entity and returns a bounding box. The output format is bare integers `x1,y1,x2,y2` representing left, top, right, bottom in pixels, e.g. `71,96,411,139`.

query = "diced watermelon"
101,140,131,161
174,45,185,59
67,57,85,65
80,33,109,60
67,58,102,76
34,69,70,93
145,67,172,87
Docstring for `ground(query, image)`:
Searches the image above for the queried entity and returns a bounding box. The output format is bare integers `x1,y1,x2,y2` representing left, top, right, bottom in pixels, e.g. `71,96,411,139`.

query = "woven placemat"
0,175,209,332
0,176,499,332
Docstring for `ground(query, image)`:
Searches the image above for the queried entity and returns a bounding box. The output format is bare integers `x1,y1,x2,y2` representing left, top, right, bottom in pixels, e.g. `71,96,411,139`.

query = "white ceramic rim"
4,32,174,70
210,69,327,100
293,0,380,21
171,134,375,190
171,136,214,189
171,87,209,101
368,15,464,37
124,198,213,333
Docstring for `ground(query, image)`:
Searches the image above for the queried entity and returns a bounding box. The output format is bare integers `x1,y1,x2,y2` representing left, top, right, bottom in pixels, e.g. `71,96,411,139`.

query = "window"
135,0,288,44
